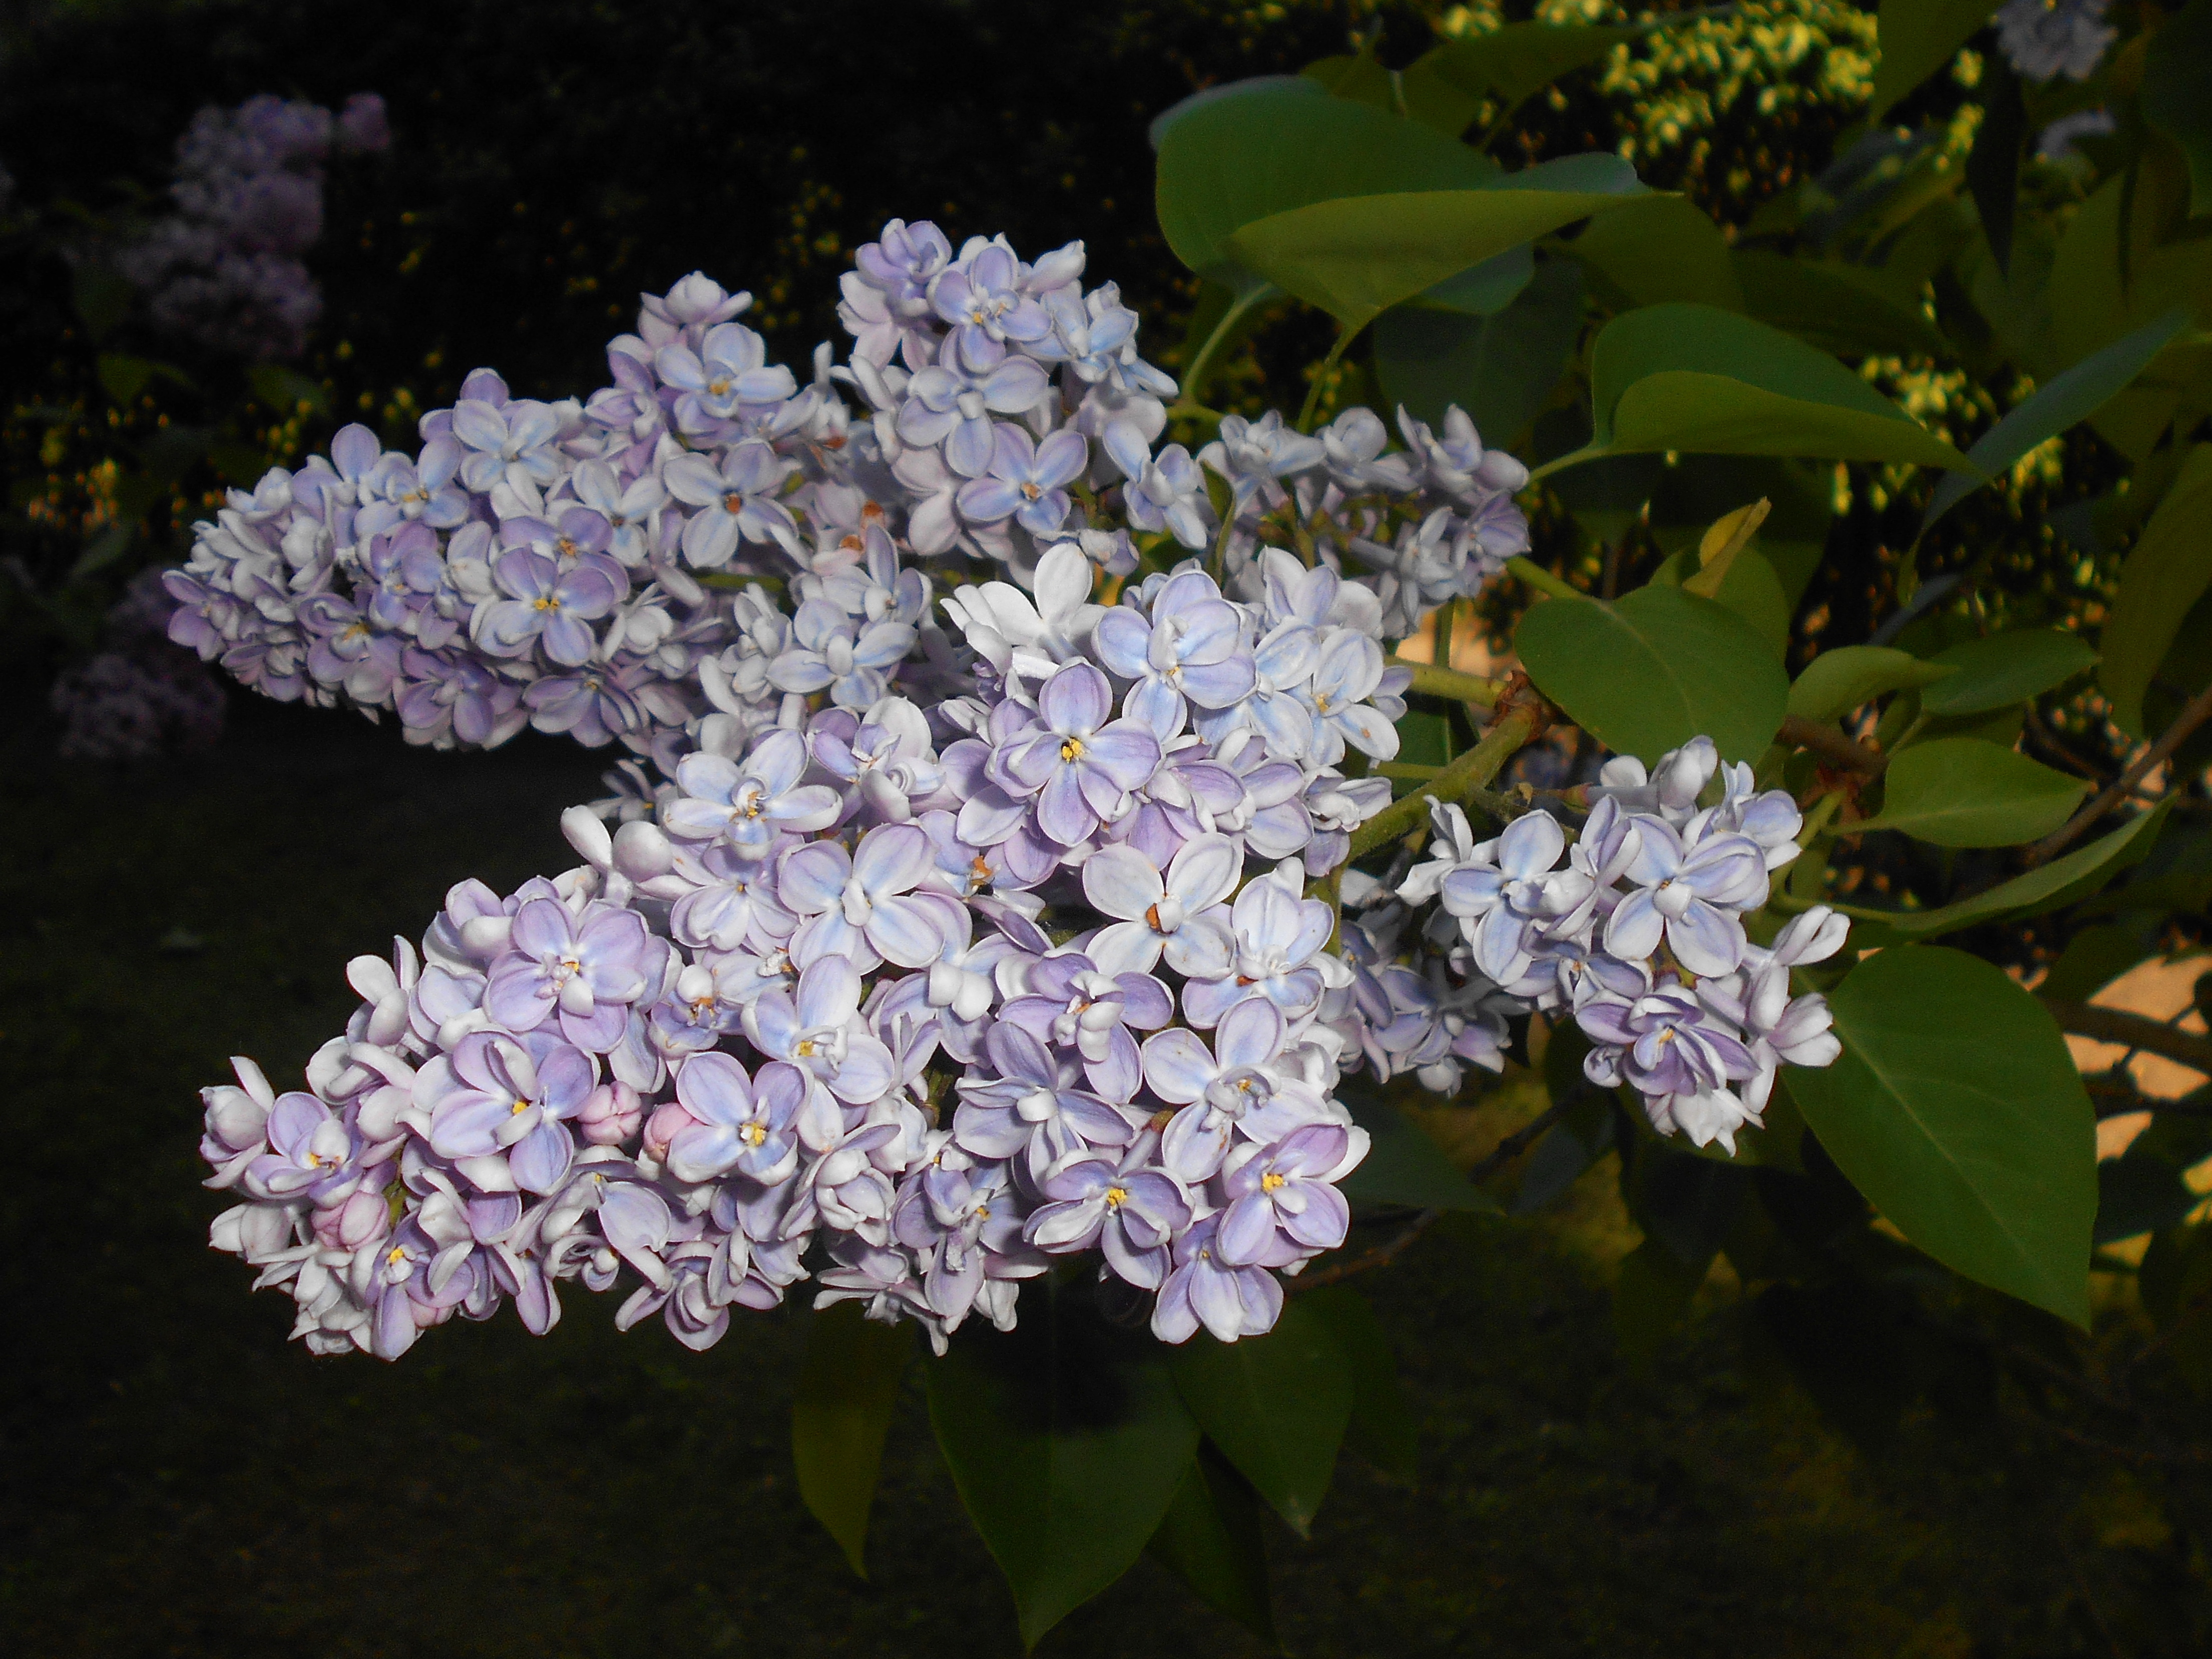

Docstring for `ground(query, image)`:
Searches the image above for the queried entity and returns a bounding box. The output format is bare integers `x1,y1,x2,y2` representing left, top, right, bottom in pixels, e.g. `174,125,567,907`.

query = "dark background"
3,2,2205,1653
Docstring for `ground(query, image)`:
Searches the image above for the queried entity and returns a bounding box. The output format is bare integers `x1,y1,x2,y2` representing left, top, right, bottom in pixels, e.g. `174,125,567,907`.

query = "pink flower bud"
578,1081,643,1147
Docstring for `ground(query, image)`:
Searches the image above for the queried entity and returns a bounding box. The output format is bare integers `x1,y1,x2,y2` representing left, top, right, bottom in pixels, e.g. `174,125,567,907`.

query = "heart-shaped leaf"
791,1301,912,1577
1515,582,1790,764
929,1281,1199,1648
1918,628,2099,716
1153,76,1500,294
1225,160,1646,333
1788,946,2095,1326
1167,1296,1355,1535
1856,737,2088,847
1583,303,1974,469
1788,645,1959,724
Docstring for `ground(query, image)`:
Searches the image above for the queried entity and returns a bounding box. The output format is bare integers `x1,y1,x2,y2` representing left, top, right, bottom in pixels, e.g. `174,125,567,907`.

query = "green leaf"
1396,55,1486,137
1408,244,1535,315
1648,455,1835,609
1374,255,1584,447
248,362,327,413
1153,77,1499,294
790,1301,911,1577
1649,541,1791,657
2096,1148,2203,1246
1788,945,2096,1325
1515,582,1790,764
1225,161,1648,333
1846,801,2171,946
1298,1285,1419,1478
2102,444,2212,737
1922,309,2192,537
1733,251,1953,359
1568,194,1743,310
1585,303,1975,470
2039,923,2155,1004
1339,1087,1500,1211
928,1280,1199,1648
1302,42,1396,112
2141,0,2212,219
1787,645,1959,724
1872,0,2004,119
1915,629,2099,720
1855,737,2088,847
1144,1447,1276,1642
96,354,154,405
1405,21,1642,119
1167,1296,1355,1535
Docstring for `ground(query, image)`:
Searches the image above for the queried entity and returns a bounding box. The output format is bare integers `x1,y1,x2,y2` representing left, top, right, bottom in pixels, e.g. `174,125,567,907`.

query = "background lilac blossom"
116,92,390,361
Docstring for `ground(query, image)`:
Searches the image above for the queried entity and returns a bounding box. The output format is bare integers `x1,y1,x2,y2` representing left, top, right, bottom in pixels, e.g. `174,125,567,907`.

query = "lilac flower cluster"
1995,0,2115,83
118,93,389,360
51,568,225,762
184,220,1852,1365
167,220,1532,767
1350,737,1845,1154
201,676,1384,1358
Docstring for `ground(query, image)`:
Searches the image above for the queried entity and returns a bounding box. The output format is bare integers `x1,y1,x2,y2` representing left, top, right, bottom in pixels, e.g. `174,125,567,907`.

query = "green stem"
1180,284,1278,410
1525,444,1607,484
1389,657,1507,706
1506,556,1583,602
1795,790,1845,847
1296,325,1357,434
1766,888,1901,921
1345,703,1542,862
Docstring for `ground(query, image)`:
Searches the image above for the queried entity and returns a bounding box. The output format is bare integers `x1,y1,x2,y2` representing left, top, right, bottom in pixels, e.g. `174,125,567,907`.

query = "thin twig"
1345,684,1550,862
2026,679,2212,866
2042,999,2212,1074
1467,1100,1570,1185
1293,1209,1441,1290
1778,714,1887,774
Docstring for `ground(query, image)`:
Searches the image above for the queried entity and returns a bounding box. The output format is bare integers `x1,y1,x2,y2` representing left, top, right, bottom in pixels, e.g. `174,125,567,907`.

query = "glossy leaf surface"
1167,1295,1355,1535
792,1302,912,1577
1225,162,1645,332
1790,946,2095,1326
1917,629,2098,716
928,1283,1199,1647
1587,303,1974,469
2101,444,2212,736
1856,738,2088,847
1516,583,1790,764
1144,1446,1276,1642
1787,645,1958,724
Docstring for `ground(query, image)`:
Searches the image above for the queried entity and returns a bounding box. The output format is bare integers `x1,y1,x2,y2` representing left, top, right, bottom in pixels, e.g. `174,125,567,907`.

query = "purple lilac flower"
992,661,1161,846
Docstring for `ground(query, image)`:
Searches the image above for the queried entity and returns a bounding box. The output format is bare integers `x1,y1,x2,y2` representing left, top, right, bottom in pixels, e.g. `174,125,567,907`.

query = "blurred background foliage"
6,0,2212,1652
